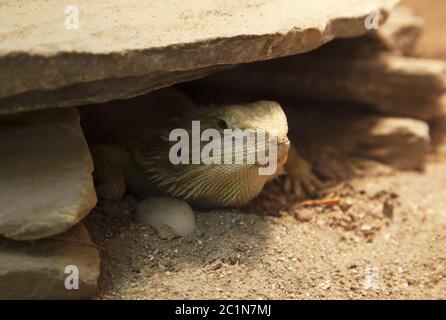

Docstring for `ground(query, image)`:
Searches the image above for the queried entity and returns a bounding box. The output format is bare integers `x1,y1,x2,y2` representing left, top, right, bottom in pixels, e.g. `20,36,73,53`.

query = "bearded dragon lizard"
81,88,320,208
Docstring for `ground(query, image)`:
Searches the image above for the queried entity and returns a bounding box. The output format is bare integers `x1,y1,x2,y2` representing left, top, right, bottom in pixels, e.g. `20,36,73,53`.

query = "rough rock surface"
0,108,97,240
0,223,100,299
185,49,446,120
0,0,397,114
372,5,424,55
403,0,446,59
284,106,430,170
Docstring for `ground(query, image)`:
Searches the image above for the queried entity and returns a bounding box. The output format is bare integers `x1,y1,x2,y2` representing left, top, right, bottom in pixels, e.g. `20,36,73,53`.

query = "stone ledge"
0,224,100,299
0,108,97,240
0,0,398,114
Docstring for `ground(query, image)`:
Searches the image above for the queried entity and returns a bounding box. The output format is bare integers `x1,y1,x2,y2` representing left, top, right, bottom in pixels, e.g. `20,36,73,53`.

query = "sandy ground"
86,148,446,299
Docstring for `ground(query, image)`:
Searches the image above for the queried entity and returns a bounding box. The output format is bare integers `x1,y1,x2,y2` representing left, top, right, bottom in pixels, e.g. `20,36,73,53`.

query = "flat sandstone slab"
0,108,97,240
0,0,397,114
187,51,446,120
285,107,430,170
0,224,100,299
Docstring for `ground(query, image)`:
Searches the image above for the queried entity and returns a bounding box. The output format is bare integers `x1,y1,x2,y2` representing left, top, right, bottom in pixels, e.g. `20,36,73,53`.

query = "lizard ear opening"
217,119,229,130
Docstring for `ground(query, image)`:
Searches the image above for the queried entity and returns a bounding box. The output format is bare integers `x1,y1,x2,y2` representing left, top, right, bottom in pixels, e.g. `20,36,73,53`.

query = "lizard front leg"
283,144,322,198
90,145,129,201
90,144,161,201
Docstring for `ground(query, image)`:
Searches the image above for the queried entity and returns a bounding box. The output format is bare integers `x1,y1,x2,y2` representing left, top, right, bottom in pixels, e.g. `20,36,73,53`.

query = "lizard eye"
217,119,229,130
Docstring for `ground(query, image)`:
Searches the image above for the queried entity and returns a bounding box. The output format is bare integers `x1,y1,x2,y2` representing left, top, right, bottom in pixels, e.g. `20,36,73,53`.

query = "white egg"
135,197,196,239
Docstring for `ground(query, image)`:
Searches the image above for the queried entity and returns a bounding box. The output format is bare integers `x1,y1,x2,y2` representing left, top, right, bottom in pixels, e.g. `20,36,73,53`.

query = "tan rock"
0,0,397,114
0,108,97,240
0,223,100,299
371,5,424,55
286,106,430,170
326,5,425,56
186,52,446,121
341,116,430,170
403,0,446,59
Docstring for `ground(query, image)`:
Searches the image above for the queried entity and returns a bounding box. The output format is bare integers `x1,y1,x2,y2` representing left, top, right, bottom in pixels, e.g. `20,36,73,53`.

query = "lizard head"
136,100,290,208
203,100,290,166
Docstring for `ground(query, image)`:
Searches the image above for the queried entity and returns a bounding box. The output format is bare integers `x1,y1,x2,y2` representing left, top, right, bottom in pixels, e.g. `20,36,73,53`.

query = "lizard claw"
283,144,323,198
283,166,322,198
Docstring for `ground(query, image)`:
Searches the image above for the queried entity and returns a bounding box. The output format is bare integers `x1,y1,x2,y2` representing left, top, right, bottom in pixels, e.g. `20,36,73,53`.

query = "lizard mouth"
277,137,291,166
256,137,290,170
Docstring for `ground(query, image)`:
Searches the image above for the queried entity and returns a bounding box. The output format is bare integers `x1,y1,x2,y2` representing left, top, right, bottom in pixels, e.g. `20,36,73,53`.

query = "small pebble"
382,199,395,218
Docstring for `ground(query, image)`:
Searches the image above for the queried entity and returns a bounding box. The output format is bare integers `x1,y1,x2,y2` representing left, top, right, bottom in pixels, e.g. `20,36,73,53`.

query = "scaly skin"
89,98,320,208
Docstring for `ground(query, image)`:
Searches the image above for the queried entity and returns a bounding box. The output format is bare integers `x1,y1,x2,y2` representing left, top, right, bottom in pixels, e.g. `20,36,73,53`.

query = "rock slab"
0,223,100,299
372,5,424,55
186,50,446,120
0,108,97,240
285,106,430,170
0,0,397,114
